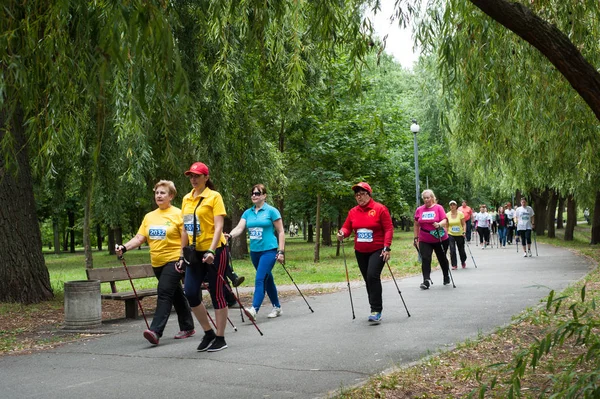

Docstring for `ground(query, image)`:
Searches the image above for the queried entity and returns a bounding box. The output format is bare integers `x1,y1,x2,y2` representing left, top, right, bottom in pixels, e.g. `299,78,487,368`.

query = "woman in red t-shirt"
337,182,393,324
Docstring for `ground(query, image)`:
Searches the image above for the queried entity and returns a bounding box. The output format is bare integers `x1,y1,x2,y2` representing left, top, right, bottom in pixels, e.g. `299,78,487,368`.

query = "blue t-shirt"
242,203,282,252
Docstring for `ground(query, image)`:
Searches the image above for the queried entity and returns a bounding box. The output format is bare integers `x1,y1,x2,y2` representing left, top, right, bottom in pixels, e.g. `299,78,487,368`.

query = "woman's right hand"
336,231,344,241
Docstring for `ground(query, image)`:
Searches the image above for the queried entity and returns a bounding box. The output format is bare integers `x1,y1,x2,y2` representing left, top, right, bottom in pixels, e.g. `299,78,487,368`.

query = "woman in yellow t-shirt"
446,200,468,269
116,180,195,346
180,162,230,352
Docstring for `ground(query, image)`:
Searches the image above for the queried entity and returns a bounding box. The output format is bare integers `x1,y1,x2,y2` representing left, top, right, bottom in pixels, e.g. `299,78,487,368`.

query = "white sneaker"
523,252,528,257
528,250,533,257
267,307,282,318
245,307,257,321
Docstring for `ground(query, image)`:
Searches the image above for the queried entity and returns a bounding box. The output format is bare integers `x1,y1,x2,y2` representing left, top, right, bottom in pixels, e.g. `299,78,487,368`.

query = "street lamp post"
411,119,420,208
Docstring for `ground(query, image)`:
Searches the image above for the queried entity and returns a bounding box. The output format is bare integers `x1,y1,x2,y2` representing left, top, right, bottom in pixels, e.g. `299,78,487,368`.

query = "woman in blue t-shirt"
227,184,285,320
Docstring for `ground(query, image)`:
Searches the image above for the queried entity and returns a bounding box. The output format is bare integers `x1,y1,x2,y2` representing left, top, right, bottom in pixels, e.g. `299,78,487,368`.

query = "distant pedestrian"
446,200,467,269
458,200,473,242
337,182,393,323
116,180,195,346
505,202,516,244
414,189,450,289
515,197,535,257
474,205,492,249
227,184,285,320
496,206,508,248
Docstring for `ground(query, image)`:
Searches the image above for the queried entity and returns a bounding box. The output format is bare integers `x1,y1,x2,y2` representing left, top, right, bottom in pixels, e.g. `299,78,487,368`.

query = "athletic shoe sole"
207,343,228,352
174,330,196,339
143,330,159,345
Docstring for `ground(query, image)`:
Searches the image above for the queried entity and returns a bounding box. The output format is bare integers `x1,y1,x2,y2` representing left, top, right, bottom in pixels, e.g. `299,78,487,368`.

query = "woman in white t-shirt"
474,205,492,249
515,197,535,257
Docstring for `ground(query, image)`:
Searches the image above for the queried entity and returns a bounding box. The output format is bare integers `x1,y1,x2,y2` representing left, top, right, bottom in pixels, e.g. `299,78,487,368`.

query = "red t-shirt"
458,205,473,221
340,199,393,253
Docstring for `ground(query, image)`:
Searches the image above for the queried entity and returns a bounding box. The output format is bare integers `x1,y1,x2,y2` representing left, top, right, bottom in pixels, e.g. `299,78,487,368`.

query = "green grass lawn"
43,230,422,295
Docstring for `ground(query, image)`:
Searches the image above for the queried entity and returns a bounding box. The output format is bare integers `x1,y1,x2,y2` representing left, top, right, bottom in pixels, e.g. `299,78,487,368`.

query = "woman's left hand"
202,252,215,264
276,253,284,264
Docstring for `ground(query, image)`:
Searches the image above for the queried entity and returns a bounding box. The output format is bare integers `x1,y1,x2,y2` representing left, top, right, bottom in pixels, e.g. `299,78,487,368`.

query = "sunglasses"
251,191,263,197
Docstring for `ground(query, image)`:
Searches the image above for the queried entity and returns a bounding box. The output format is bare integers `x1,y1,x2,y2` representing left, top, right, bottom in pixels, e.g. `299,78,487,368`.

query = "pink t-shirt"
415,204,449,244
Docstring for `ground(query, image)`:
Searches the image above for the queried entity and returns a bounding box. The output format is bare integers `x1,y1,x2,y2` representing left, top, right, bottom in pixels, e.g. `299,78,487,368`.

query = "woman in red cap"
336,182,393,323
179,162,230,352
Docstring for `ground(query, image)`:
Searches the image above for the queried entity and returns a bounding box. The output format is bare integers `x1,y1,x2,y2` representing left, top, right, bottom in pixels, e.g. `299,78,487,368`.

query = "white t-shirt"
474,212,492,228
515,206,534,231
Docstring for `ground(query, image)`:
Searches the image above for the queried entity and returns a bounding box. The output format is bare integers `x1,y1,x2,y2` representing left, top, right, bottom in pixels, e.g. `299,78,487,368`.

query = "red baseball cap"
351,182,372,193
184,162,209,176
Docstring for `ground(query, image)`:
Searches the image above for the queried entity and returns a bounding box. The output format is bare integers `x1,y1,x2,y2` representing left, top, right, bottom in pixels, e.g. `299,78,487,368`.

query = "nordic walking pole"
533,230,538,256
280,261,314,313
117,253,150,329
219,274,263,336
207,310,237,332
340,240,356,320
465,240,478,268
386,262,410,317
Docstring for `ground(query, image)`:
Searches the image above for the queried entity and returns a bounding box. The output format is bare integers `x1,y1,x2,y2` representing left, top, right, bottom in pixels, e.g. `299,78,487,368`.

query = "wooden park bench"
86,264,157,319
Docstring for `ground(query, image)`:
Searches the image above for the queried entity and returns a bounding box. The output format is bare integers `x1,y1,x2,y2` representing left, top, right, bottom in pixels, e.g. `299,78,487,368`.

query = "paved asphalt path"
0,243,593,399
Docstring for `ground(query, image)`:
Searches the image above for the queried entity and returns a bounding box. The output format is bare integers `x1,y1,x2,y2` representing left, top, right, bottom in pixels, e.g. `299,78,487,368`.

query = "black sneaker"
232,274,245,287
197,330,216,352
443,275,450,285
419,279,432,290
206,337,228,352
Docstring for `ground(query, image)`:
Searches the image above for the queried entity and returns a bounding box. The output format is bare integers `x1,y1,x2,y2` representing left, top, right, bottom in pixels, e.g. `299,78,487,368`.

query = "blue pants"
498,226,507,246
250,249,281,311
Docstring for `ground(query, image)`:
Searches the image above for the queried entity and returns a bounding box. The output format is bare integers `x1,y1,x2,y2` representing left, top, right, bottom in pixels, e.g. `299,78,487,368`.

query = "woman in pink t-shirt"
414,189,450,290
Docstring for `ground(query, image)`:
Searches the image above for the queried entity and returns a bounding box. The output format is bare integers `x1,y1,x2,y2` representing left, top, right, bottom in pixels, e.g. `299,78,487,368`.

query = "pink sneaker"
451,266,457,270
462,262,466,269
143,329,159,345
174,329,196,339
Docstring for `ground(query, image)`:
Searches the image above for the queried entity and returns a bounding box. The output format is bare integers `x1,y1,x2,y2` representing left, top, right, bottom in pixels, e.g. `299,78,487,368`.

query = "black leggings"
477,227,490,245
448,235,467,267
518,229,532,245
355,249,385,313
419,240,449,282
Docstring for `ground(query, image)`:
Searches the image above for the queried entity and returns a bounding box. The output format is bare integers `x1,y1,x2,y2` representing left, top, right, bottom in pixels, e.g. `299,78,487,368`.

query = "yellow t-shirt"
181,187,227,251
446,211,465,237
137,206,183,267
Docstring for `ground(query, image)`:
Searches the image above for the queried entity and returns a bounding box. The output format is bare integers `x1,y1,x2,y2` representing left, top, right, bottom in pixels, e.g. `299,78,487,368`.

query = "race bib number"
451,226,461,233
356,228,373,242
183,214,201,237
148,225,167,240
521,215,530,221
421,211,435,221
249,227,263,240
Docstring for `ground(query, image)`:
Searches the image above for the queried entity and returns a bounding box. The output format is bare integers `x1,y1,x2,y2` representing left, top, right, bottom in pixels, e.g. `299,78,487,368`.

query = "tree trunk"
530,187,549,236
96,224,103,251
230,204,249,259
108,228,116,255
556,195,565,229
303,218,307,241
307,224,313,243
314,194,321,262
68,210,75,253
322,219,332,246
591,190,600,245
53,217,61,255
564,194,576,241
0,106,53,303
546,190,557,239
115,226,123,250
336,213,342,257
469,0,600,121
